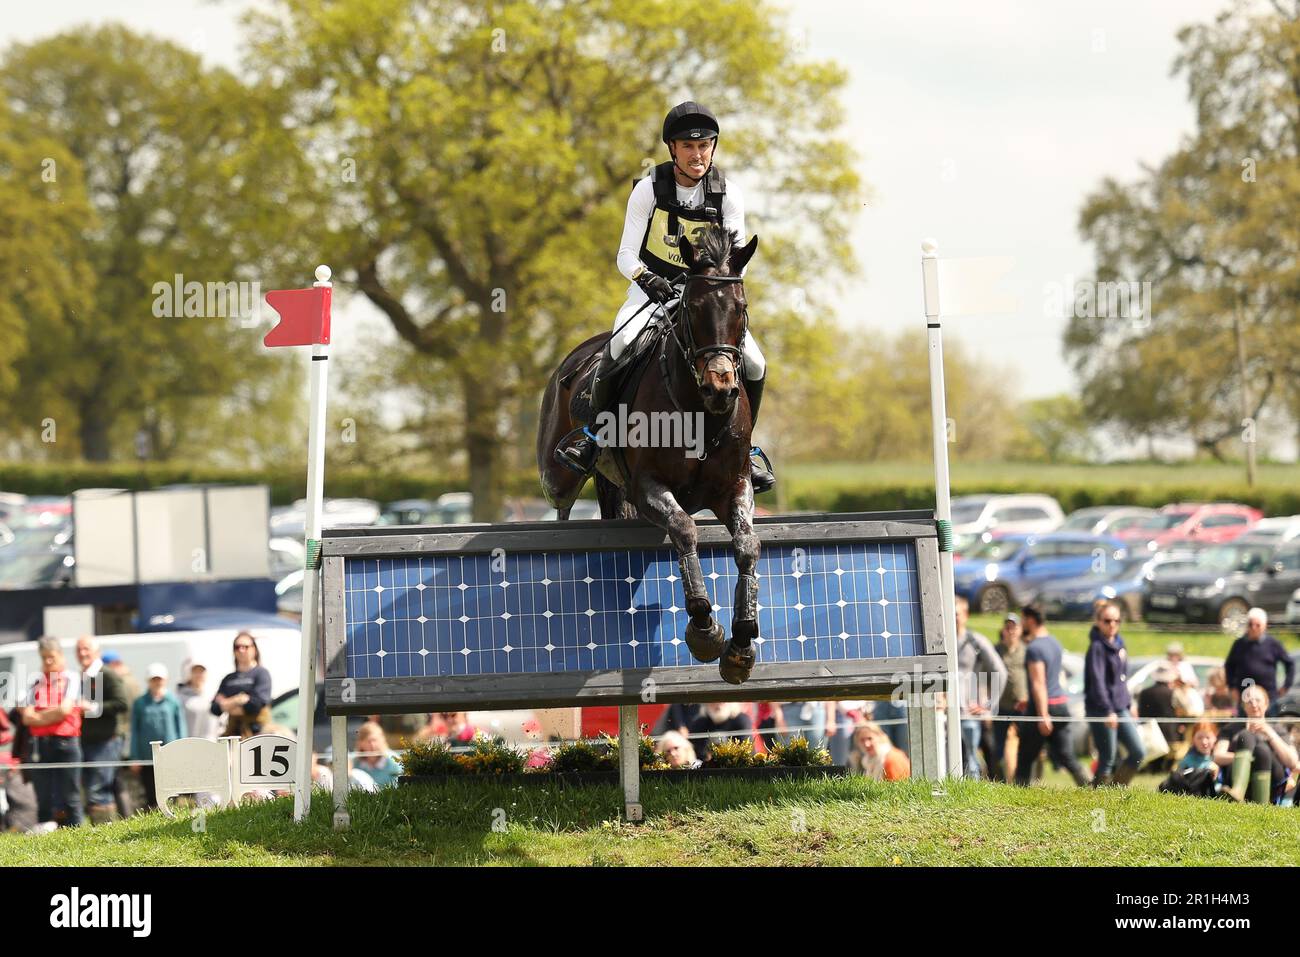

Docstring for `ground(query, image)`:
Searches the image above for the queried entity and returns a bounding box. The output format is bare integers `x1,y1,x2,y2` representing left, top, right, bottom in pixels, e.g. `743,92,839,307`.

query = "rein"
668,273,749,388
656,271,749,460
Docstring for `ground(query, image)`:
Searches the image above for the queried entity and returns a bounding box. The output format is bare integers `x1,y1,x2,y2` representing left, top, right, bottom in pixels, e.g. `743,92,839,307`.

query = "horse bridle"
667,273,749,388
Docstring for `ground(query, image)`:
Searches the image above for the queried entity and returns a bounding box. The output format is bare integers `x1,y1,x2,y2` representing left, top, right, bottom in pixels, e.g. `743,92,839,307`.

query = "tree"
0,101,96,411
0,26,312,464
1068,0,1300,469
1016,395,1098,463
242,0,863,519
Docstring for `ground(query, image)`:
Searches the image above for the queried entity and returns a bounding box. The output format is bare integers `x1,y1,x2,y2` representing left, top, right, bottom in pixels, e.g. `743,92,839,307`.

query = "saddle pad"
568,322,665,426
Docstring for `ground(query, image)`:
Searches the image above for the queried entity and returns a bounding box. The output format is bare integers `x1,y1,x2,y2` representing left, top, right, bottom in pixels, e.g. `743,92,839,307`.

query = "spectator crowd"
4,599,1297,831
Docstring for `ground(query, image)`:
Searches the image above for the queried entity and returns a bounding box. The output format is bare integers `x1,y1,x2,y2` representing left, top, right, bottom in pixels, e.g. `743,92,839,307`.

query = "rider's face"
671,137,714,178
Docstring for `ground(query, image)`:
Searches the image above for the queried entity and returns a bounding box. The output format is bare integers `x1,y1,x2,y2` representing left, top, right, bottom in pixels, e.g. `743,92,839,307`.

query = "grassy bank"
0,775,1291,866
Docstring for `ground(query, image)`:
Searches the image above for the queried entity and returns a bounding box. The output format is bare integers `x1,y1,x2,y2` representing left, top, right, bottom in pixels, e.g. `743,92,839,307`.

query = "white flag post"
292,264,332,822
920,240,963,780
920,240,1019,780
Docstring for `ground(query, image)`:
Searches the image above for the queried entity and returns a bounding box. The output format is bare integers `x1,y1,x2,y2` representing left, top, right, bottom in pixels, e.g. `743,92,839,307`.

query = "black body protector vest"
636,161,727,281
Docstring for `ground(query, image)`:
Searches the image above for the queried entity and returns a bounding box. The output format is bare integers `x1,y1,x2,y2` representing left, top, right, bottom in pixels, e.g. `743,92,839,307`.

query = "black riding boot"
555,345,618,475
746,376,775,494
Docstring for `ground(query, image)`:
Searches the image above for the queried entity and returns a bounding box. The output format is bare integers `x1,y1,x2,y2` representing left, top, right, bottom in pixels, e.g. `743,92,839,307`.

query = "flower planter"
399,765,847,787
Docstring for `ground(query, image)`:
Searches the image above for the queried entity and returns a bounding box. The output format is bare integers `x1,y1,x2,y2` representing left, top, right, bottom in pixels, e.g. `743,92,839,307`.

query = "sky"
1,0,1238,403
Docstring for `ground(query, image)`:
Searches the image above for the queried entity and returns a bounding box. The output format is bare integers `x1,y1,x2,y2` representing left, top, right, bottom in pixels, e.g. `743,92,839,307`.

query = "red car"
1117,502,1261,551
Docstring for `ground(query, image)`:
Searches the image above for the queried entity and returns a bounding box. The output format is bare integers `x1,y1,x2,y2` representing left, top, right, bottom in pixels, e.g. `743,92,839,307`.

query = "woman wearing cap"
177,660,220,739
553,101,774,493
128,663,185,810
210,632,274,739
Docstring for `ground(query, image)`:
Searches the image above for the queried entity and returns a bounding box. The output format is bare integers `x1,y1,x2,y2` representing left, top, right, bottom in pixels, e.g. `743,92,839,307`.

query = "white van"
0,627,301,714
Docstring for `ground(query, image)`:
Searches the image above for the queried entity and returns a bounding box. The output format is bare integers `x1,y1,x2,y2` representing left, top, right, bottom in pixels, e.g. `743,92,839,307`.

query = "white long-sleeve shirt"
615,170,746,280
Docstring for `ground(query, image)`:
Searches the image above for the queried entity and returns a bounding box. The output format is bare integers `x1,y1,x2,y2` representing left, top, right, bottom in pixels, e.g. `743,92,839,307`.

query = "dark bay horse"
536,225,761,684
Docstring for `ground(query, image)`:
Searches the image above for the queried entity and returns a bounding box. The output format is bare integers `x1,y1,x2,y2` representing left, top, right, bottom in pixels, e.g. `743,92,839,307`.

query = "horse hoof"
684,620,726,662
718,639,755,685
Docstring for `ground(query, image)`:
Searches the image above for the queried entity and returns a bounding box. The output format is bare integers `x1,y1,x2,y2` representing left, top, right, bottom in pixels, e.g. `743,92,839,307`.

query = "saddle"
564,313,668,427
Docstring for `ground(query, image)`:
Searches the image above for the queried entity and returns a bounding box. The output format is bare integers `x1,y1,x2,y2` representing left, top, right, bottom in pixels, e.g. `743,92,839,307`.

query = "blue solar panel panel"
342,541,921,680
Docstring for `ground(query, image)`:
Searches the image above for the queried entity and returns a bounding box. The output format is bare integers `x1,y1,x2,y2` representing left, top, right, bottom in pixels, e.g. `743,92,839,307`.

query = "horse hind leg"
595,472,637,520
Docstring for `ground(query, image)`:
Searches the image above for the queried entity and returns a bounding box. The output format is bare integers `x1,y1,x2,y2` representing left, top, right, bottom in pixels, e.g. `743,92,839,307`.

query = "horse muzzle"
700,354,739,415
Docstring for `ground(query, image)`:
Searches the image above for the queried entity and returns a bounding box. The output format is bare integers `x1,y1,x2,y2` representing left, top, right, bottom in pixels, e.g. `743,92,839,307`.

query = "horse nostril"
728,386,739,398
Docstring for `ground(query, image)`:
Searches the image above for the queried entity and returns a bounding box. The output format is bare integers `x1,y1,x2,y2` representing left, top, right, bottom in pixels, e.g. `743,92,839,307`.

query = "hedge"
4,462,1299,517
0,462,541,507
785,480,1300,518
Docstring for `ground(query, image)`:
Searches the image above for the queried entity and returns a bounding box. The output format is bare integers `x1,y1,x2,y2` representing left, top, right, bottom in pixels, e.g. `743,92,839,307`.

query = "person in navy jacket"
1084,601,1144,785
210,632,273,739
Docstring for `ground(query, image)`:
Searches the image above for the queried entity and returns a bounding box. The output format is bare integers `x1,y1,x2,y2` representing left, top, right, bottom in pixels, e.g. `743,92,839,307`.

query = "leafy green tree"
0,26,311,464
0,102,96,412
1068,0,1300,464
1015,394,1098,463
242,0,863,519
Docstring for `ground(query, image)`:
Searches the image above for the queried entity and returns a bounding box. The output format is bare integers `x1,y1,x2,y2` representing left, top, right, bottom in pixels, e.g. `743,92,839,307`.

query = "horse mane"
689,224,738,274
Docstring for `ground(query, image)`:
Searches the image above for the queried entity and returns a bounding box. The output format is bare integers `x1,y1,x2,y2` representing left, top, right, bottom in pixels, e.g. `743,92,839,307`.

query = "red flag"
264,286,331,347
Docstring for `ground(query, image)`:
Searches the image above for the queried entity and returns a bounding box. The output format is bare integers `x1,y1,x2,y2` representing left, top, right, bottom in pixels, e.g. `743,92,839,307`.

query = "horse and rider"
550,101,775,494
536,102,774,684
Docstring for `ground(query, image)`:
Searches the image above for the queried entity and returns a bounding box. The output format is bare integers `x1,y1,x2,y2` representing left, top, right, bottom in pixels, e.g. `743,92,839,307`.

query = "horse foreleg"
718,482,759,684
634,477,725,663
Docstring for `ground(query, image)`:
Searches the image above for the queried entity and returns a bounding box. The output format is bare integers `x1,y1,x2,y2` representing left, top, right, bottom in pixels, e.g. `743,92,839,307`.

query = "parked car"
12,495,73,529
275,569,304,616
1055,506,1156,537
1288,587,1300,627
1117,502,1261,552
952,532,1127,614
268,537,305,578
0,491,26,528
0,525,75,589
949,494,1065,539
1143,535,1300,633
270,497,382,537
1036,548,1200,622
1242,514,1300,545
378,498,439,525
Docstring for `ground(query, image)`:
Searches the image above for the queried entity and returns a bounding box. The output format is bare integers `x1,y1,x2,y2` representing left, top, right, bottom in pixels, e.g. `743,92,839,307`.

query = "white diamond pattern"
342,542,922,679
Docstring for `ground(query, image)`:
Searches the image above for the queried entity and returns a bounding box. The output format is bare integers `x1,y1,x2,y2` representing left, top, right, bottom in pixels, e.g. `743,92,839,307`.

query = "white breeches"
609,284,765,379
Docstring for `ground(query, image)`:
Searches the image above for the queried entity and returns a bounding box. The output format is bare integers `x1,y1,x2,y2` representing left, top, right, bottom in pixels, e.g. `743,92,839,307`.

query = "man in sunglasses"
1084,601,1145,785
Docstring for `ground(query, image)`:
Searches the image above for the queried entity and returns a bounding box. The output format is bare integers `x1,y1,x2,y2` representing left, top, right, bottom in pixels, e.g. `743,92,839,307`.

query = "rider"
554,101,775,493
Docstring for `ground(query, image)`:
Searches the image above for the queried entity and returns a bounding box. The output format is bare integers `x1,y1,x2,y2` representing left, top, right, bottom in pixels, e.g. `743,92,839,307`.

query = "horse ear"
679,234,698,273
729,234,758,275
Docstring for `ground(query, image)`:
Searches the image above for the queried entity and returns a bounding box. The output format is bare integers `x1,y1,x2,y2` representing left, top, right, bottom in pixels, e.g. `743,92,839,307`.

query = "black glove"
636,271,675,304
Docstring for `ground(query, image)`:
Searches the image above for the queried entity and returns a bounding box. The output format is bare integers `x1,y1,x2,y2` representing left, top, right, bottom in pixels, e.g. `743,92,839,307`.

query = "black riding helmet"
662,101,720,143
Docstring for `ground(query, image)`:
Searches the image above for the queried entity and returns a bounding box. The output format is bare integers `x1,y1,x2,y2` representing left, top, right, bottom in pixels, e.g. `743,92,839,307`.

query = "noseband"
668,273,749,388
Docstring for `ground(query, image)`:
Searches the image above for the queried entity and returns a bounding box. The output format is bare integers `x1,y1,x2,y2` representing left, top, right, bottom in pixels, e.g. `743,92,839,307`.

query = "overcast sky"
3,0,1235,401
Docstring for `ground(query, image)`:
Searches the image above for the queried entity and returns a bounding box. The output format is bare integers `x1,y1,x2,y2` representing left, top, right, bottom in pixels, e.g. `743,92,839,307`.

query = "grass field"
1,775,1295,866
965,613,1300,657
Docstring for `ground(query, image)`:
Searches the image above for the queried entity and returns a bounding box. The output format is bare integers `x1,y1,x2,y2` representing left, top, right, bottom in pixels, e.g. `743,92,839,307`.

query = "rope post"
921,239,963,782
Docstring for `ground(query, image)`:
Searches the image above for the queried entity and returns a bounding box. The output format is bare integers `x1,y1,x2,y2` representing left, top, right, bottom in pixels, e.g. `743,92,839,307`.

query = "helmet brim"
666,128,719,143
